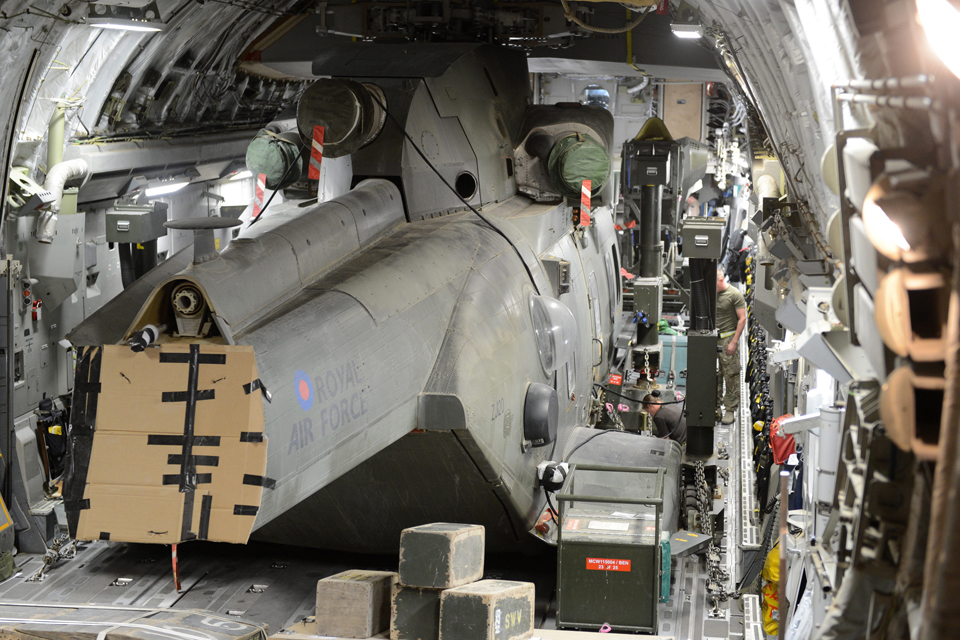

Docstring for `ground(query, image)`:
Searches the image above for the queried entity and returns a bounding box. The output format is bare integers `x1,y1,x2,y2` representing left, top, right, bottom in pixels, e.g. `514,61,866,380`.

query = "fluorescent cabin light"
917,0,960,80
87,2,164,32
671,1,703,39
230,170,253,181
145,182,188,197
88,19,163,31
671,24,703,38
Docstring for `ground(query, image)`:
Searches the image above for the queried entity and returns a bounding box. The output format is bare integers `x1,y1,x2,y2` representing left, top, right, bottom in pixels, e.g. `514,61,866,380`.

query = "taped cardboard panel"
65,347,103,538
85,432,180,486
205,505,261,542
202,436,268,507
76,485,187,544
72,344,267,545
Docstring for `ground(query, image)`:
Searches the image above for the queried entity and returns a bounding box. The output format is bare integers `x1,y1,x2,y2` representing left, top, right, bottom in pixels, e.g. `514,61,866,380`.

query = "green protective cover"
658,319,679,335
245,132,304,190
0,551,14,581
547,133,611,198
660,539,670,603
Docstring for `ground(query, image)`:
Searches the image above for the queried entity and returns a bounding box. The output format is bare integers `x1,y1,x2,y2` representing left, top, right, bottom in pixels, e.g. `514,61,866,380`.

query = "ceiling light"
87,2,164,32
145,182,188,197
230,170,253,181
917,0,960,80
671,1,703,39
671,24,703,38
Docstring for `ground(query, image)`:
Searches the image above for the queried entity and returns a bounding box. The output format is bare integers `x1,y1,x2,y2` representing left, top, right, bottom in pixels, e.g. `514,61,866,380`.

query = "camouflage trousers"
717,335,741,416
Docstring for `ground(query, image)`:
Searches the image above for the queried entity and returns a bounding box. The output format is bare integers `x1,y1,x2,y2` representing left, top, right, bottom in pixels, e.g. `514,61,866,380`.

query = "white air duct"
37,158,88,244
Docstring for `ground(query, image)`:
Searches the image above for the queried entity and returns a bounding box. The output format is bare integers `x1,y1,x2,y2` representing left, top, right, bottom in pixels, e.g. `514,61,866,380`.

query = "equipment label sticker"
586,558,631,572
608,373,623,386
564,519,580,531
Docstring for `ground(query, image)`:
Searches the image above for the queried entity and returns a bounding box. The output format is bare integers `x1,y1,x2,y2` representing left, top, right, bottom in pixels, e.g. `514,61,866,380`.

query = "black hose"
118,243,135,289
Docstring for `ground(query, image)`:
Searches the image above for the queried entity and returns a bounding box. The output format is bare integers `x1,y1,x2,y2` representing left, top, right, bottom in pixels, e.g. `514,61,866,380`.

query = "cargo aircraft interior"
0,0,956,639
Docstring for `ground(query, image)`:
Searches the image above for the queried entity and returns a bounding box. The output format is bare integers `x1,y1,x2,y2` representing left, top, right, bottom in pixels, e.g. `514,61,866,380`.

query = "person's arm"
726,306,747,356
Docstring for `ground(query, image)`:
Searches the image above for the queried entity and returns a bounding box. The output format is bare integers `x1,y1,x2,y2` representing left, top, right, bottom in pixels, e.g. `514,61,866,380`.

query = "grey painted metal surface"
63,44,635,553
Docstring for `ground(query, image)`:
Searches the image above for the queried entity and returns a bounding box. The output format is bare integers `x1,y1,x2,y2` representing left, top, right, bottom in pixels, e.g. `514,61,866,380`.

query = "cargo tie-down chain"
644,350,654,386
26,535,76,582
695,460,735,617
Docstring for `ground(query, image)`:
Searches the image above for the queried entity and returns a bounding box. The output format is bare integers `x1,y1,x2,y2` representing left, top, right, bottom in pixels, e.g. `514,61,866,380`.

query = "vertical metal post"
2,259,13,508
639,184,662,278
778,469,790,640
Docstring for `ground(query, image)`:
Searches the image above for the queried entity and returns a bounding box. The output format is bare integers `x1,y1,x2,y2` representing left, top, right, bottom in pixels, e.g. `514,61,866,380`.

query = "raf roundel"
294,370,314,411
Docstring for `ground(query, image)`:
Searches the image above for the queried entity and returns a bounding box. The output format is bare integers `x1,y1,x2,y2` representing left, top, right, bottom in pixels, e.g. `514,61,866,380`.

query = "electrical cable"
366,92,541,295
563,428,621,462
544,491,560,527
592,383,685,405
559,0,652,34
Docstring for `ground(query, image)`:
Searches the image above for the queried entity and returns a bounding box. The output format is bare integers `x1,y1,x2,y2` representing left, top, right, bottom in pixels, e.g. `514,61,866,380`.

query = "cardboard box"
69,344,268,545
316,570,398,639
398,523,484,588
439,580,534,640
391,584,443,640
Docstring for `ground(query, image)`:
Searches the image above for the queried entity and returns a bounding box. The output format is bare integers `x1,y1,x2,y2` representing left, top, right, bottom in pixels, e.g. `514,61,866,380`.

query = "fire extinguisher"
31,299,42,322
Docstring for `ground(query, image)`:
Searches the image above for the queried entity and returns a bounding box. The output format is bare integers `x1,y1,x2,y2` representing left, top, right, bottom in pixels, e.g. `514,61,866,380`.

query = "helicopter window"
604,249,618,319
530,294,578,375
581,84,611,110
588,272,602,342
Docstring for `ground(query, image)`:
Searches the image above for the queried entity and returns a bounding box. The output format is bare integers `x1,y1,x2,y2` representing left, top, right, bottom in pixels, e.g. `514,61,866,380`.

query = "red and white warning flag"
253,173,266,218
580,179,592,227
308,125,324,180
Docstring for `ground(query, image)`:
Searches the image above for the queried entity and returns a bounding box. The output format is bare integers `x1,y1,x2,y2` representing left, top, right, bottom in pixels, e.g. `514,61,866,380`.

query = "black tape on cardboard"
148,435,220,447
233,505,259,516
162,389,215,403
198,494,212,540
167,454,219,467
242,474,277,490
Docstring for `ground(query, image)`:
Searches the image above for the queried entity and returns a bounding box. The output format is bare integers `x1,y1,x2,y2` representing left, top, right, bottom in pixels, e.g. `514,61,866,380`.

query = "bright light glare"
145,182,188,197
230,170,253,181
864,200,911,253
917,0,960,80
88,20,163,32
672,30,702,39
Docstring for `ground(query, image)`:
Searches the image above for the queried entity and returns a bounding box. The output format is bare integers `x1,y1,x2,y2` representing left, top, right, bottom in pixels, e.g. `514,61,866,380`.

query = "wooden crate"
316,570,398,638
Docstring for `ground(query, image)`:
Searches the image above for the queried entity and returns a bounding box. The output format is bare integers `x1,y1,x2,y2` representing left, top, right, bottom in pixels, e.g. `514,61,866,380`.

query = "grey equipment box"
439,580,535,640
680,217,725,259
621,139,672,188
316,570,397,638
556,464,666,633
391,584,443,640
685,332,718,426
399,523,485,589
105,203,168,244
